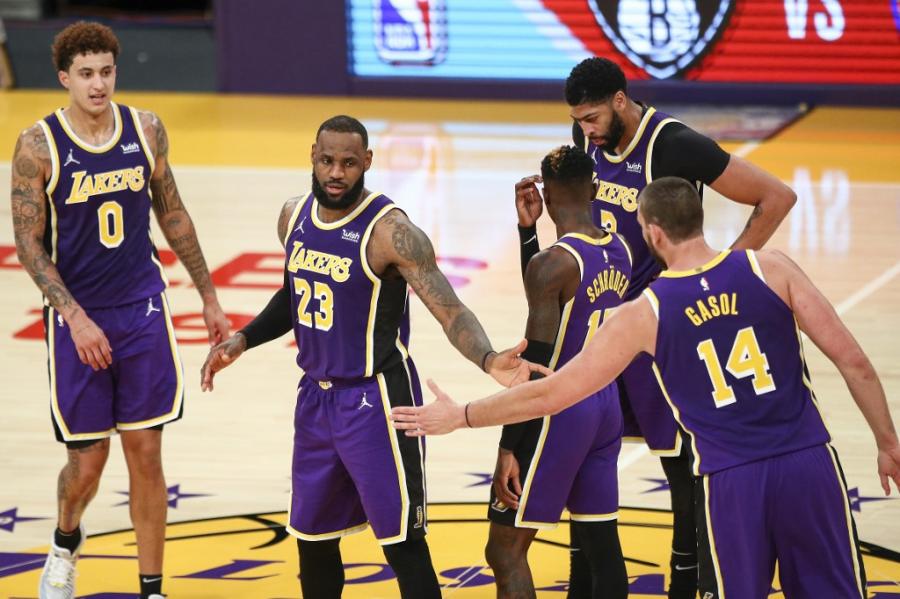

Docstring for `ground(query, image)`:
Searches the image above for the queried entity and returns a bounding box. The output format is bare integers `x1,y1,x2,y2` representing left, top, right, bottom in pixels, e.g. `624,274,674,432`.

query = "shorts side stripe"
376,371,410,545
825,444,866,597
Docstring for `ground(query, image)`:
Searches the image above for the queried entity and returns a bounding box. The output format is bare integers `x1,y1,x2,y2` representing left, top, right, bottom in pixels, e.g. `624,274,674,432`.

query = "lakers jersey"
584,107,689,298
548,232,632,370
38,102,167,308
283,192,411,381
644,251,831,475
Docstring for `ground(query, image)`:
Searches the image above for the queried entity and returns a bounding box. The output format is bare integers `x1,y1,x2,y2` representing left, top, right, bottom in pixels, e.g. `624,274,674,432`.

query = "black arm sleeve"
499,339,555,451
650,122,730,185
239,269,293,350
518,225,541,280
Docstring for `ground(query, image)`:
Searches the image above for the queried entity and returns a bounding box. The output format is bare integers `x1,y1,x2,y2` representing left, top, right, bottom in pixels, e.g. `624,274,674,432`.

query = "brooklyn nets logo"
588,0,735,79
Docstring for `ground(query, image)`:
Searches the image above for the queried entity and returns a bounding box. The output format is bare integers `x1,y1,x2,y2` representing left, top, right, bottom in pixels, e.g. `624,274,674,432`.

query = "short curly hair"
564,57,627,106
541,145,594,185
52,21,120,73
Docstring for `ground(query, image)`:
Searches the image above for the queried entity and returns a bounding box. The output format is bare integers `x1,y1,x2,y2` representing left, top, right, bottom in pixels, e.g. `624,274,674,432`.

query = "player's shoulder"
525,245,579,288
753,248,796,273
277,195,307,243
14,123,51,164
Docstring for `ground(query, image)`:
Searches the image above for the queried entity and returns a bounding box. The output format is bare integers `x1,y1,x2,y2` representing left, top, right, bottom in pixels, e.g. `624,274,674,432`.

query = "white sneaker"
38,524,84,599
147,595,167,599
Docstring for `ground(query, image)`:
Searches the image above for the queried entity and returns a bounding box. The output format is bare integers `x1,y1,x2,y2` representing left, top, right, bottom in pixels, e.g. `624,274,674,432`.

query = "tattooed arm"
11,126,112,370
141,110,228,344
369,208,531,387
709,155,796,250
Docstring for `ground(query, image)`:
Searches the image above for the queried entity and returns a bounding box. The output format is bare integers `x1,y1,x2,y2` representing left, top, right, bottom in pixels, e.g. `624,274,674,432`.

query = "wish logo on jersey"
588,0,735,78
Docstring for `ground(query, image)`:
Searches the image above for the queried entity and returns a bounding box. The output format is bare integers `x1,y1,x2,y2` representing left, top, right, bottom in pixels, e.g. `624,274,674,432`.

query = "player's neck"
661,237,720,272
554,210,600,239
63,103,115,144
615,99,644,155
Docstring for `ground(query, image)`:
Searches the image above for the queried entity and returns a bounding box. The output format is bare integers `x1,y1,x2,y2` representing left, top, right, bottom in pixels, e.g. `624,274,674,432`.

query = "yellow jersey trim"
643,288,660,319
514,415,553,529
659,250,731,278
703,475,727,598
558,232,613,246
283,193,311,247
616,233,633,267
55,102,123,153
602,107,656,164
129,107,156,177
377,372,411,545
37,121,60,272
644,117,680,185
360,204,399,376
651,362,700,473
746,249,766,283
311,191,382,231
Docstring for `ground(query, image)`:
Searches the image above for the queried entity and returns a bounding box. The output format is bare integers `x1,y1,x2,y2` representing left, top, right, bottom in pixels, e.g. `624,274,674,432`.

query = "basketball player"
394,177,900,599
486,145,629,599
199,115,535,599
515,57,798,598
10,22,229,599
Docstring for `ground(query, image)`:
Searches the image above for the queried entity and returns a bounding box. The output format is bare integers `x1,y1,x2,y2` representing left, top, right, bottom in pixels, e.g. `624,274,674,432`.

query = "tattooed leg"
57,438,110,531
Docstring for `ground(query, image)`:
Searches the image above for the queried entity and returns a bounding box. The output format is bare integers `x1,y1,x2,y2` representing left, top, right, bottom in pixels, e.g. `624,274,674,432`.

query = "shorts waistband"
301,374,376,391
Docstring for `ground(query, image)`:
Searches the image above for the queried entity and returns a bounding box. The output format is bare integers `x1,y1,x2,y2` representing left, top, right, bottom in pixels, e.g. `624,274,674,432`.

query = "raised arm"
200,197,300,391
141,110,228,344
12,125,112,371
759,250,900,494
371,208,529,386
515,175,544,278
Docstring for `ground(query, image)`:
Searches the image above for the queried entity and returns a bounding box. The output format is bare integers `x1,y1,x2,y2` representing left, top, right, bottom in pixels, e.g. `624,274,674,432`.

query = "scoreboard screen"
347,0,900,85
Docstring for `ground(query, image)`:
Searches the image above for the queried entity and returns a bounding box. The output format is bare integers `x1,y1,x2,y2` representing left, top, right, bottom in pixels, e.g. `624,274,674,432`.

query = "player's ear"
58,70,70,90
310,144,316,165
612,90,626,111
364,148,373,171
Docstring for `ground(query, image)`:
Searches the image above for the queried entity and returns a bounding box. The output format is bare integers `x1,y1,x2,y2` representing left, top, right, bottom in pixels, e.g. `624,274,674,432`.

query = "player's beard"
600,110,626,154
311,173,365,211
645,234,668,270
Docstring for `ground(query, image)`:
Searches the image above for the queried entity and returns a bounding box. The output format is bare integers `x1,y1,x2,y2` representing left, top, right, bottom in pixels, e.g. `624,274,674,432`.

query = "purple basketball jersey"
584,107,685,298
39,103,166,308
645,250,831,475
549,232,632,368
284,192,410,381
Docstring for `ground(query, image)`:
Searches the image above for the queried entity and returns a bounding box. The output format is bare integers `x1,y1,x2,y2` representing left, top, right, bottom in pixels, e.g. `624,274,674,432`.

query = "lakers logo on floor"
2,504,900,597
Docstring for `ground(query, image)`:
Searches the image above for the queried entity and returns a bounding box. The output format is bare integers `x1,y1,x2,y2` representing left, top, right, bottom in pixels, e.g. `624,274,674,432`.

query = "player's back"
549,232,632,370
38,102,166,308
645,250,831,475
283,191,410,382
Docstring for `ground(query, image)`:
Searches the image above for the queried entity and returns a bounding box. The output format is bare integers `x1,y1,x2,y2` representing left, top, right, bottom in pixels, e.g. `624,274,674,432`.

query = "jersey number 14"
696,326,776,408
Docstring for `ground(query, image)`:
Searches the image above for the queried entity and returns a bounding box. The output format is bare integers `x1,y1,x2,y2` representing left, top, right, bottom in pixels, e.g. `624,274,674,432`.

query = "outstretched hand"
391,379,466,436
200,332,247,391
486,339,553,387
878,444,900,495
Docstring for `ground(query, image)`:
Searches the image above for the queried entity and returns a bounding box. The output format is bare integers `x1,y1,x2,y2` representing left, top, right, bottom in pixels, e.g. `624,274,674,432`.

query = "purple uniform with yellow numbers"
38,103,183,443
645,250,866,598
584,107,686,454
489,232,630,529
283,191,426,545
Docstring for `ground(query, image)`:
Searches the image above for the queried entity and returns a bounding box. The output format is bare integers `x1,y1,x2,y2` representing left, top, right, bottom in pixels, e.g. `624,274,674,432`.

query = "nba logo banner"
374,0,448,65
588,0,735,78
